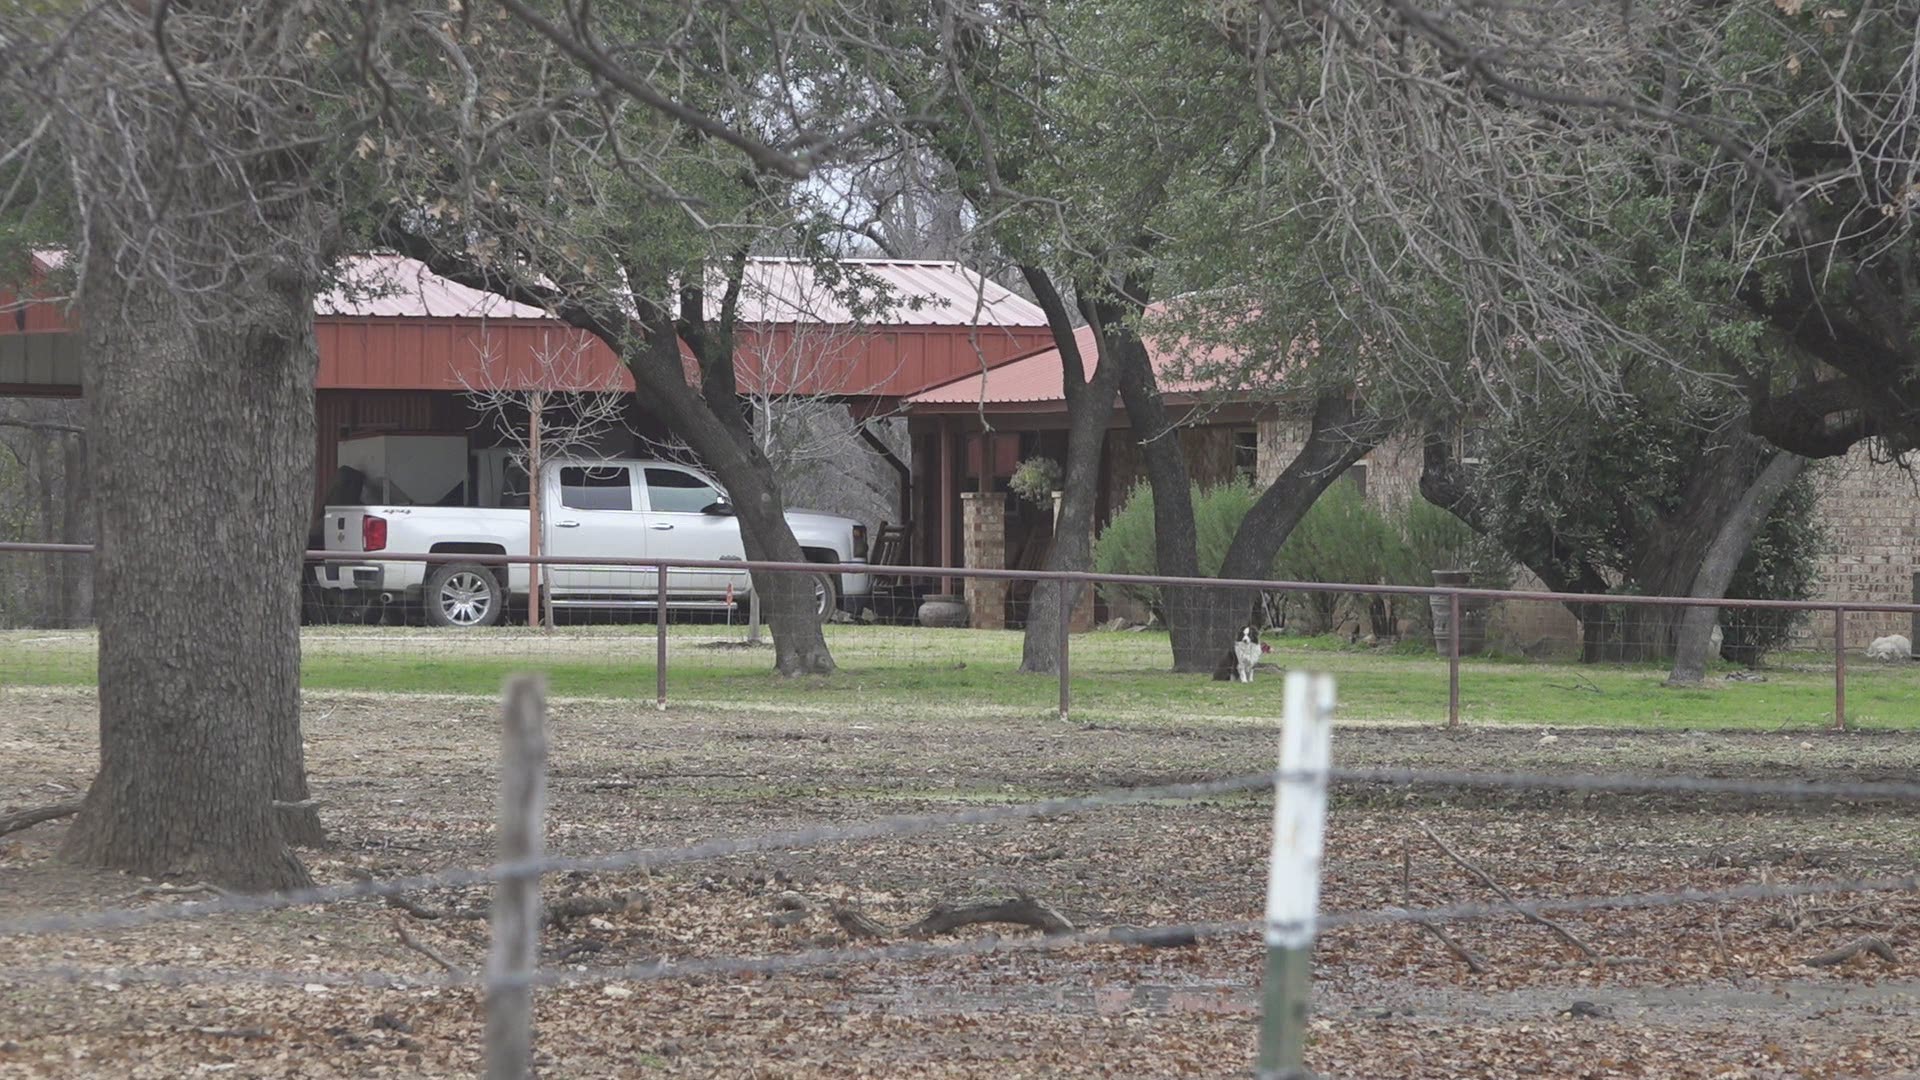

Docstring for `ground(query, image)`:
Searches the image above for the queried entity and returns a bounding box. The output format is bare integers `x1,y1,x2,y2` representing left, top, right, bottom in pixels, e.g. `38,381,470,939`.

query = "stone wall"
1799,449,1920,648
1253,421,1424,513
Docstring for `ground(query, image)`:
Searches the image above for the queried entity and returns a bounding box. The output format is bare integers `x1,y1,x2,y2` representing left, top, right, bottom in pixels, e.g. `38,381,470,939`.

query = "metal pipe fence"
2,541,1918,730
4,549,1920,1078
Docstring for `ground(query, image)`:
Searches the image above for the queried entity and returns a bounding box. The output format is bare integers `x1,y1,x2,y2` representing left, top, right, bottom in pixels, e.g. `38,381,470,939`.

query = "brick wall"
961,492,1009,630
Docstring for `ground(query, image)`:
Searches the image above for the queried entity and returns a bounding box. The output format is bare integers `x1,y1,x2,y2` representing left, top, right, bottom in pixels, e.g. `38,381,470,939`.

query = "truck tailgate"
321,507,375,553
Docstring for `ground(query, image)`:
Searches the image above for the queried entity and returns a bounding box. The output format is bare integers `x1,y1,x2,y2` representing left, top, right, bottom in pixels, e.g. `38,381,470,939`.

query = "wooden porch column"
938,418,956,594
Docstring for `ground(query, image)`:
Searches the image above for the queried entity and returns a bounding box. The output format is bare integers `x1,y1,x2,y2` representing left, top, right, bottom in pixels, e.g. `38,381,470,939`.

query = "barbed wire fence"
4,544,1920,1074
3,669,1920,1075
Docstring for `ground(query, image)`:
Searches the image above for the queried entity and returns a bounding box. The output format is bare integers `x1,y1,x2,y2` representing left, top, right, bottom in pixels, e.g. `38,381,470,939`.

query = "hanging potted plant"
1010,456,1063,516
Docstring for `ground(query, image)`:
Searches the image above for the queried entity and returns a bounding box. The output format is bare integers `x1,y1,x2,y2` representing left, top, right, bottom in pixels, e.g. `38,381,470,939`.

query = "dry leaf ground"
2,684,1918,1078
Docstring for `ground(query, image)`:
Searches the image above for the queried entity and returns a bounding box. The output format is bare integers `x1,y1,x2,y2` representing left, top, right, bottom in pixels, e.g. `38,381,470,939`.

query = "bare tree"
458,331,631,627
1287,0,1920,454
731,269,919,530
0,0,359,886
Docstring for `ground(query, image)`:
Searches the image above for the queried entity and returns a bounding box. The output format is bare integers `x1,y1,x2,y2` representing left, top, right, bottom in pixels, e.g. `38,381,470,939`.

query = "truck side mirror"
701,500,735,516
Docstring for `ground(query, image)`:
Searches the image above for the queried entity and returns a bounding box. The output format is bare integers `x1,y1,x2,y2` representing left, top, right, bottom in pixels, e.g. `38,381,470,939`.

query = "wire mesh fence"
4,576,1920,1076
5,542,1919,731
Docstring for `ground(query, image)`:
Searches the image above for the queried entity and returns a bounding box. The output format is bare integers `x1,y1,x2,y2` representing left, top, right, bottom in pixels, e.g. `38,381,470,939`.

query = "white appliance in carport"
335,434,470,507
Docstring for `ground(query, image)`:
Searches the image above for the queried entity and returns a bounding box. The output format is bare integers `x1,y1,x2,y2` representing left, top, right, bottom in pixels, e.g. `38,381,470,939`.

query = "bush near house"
1095,469,1822,666
1094,480,1504,634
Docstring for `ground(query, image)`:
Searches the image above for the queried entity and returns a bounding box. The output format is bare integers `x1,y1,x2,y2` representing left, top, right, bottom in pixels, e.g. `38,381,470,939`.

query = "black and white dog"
1211,624,1271,683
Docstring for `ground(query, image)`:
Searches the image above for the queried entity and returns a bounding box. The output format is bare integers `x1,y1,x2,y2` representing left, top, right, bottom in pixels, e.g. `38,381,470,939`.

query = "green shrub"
1093,474,1523,637
1094,480,1260,619
1272,481,1399,631
1092,480,1162,615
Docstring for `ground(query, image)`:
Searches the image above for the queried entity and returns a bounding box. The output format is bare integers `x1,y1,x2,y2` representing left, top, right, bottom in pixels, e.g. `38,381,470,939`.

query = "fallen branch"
1405,911,1491,973
1401,845,1490,973
1546,673,1603,694
1804,902,1898,933
832,892,1074,940
391,919,464,975
1802,935,1898,968
129,881,233,900
831,905,893,940
0,799,83,837
1416,818,1602,962
903,894,1074,938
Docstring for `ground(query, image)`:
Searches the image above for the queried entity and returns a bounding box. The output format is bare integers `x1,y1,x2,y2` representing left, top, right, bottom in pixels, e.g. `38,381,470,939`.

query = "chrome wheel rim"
439,571,493,625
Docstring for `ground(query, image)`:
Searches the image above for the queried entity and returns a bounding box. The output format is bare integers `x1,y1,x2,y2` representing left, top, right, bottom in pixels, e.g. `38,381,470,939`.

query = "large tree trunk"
1104,313,1208,669
1019,268,1122,675
1176,395,1389,668
627,332,836,677
63,254,323,889
1667,451,1809,685
1615,433,1771,661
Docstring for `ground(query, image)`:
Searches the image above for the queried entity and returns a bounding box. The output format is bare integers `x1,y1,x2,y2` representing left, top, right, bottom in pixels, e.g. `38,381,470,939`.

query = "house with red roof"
896,318,1307,628
897,318,1920,650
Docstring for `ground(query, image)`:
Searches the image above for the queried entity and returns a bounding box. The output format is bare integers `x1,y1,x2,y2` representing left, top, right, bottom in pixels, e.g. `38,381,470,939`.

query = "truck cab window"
559,466,633,511
645,468,722,514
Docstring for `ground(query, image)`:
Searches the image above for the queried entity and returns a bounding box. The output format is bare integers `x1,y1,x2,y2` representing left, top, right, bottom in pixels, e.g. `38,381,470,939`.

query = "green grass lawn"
1,624,1913,730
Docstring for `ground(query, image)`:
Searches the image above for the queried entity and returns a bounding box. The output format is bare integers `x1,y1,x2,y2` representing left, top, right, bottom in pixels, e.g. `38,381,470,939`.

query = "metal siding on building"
7,257,1055,398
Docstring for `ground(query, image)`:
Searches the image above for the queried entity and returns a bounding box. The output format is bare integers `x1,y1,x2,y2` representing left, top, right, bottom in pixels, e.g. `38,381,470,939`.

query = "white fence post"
1257,672,1335,1080
486,674,548,1080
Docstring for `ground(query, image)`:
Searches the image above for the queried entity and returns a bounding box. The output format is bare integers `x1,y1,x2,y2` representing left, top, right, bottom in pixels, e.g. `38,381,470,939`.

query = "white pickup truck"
311,458,870,627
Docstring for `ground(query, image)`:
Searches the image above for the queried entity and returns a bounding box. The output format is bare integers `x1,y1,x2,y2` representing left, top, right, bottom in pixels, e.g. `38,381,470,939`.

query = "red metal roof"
319,254,554,319
724,258,1048,327
319,254,1048,328
905,317,1225,408
6,254,1053,399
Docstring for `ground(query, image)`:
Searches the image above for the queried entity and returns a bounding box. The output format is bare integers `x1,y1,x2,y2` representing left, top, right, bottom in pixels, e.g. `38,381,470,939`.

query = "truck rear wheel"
425,563,504,628
812,572,837,621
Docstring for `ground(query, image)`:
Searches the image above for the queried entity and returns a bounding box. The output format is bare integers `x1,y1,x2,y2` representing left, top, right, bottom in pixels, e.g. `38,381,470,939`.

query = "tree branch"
491,0,807,179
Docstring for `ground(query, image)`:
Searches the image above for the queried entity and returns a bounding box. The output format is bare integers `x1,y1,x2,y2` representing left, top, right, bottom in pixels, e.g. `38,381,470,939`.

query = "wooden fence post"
1257,672,1335,1080
486,674,548,1080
